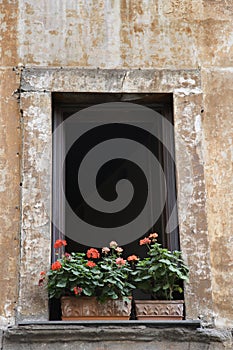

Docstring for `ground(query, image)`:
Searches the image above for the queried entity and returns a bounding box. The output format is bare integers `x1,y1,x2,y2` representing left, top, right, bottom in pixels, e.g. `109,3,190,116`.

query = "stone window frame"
18,68,213,323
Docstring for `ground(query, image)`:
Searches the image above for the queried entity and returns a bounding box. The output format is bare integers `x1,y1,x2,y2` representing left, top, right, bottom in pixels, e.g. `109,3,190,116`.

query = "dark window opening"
51,93,179,320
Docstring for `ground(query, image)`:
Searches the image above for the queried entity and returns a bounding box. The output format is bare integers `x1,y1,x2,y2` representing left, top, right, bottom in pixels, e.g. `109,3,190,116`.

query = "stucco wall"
0,0,232,330
0,0,20,327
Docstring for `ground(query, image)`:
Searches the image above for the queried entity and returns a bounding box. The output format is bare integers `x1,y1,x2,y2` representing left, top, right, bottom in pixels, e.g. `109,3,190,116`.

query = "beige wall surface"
0,0,232,328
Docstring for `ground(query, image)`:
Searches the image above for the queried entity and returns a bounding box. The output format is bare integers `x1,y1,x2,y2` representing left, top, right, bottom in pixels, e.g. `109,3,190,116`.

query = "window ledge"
4,321,232,346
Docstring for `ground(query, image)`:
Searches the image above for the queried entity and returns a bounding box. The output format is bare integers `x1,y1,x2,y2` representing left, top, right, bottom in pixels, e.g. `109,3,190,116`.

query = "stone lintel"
21,68,201,93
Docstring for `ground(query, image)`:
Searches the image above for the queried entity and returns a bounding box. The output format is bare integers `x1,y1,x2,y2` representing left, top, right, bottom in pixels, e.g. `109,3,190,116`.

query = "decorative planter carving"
134,300,184,320
61,296,132,320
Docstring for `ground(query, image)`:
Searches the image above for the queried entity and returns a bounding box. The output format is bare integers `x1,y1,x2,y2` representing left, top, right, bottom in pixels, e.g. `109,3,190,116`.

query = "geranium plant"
40,240,136,302
132,233,189,300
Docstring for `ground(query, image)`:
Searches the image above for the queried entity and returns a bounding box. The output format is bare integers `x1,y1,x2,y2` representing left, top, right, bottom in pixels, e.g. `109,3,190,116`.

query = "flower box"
39,234,189,321
134,300,184,320
61,296,132,320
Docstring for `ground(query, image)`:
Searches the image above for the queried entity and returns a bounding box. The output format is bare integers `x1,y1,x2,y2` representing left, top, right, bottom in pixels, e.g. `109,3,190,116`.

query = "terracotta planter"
134,300,184,320
61,296,132,320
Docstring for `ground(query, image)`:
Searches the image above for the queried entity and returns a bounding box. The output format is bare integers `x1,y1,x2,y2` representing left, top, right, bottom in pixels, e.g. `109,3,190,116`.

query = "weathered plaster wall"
0,1,20,327
202,68,233,328
0,0,232,330
18,92,52,321
16,0,233,69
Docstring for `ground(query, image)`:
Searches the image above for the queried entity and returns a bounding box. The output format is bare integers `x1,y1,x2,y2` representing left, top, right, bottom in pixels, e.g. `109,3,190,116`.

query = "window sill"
4,321,232,350
17,319,200,328
5,320,203,343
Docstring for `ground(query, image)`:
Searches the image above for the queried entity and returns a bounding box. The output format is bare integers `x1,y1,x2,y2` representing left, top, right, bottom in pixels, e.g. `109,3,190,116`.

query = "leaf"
69,276,78,282
159,259,171,265
125,282,136,290
148,265,160,273
83,289,93,296
63,266,72,271
177,287,183,293
168,265,177,273
103,278,115,284
71,270,81,276
162,283,170,290
152,285,161,292
56,280,67,288
49,290,56,298
180,275,189,281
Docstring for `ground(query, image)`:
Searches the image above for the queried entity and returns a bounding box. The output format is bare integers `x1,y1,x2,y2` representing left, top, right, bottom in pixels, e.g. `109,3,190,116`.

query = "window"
52,93,179,260
18,68,205,323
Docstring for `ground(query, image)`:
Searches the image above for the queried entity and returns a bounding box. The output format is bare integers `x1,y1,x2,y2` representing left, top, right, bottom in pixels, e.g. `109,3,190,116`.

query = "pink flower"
149,233,158,239
116,257,126,266
115,247,123,253
64,252,71,260
139,237,151,246
102,247,110,254
109,241,118,248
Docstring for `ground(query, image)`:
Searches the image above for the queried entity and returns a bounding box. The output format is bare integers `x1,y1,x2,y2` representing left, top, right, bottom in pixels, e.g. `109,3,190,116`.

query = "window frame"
18,68,212,323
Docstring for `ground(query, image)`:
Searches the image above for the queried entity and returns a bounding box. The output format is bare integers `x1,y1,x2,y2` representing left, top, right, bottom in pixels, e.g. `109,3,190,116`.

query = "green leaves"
45,239,189,302
97,256,136,302
46,245,136,301
134,241,189,300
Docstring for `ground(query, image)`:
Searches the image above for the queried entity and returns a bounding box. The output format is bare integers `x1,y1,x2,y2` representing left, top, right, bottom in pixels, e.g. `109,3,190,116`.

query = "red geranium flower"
40,271,46,275
86,248,100,259
86,260,96,268
139,237,151,246
51,261,62,270
73,286,83,295
127,255,139,261
54,239,67,249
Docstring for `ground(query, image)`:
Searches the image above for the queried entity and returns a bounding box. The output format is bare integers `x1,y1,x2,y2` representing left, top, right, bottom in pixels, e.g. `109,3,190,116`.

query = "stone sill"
4,320,231,344
18,320,200,328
